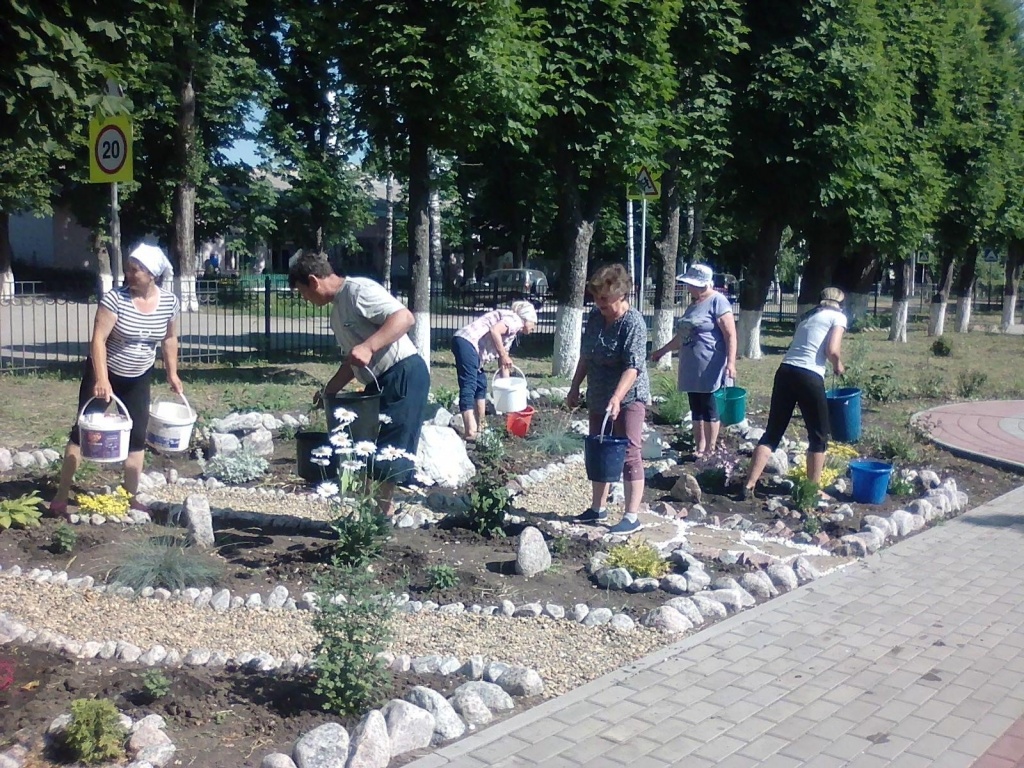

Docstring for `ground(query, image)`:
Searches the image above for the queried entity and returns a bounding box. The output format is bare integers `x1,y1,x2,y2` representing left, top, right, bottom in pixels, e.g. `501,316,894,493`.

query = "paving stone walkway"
915,400,1024,471
407,483,1024,767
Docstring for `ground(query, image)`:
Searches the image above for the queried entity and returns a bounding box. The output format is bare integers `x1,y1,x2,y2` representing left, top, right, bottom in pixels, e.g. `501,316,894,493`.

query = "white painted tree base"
552,305,584,378
738,309,764,359
955,296,972,333
1002,293,1017,331
928,303,947,337
0,270,12,302
888,299,908,342
411,311,431,372
176,277,200,312
652,309,674,369
99,274,113,295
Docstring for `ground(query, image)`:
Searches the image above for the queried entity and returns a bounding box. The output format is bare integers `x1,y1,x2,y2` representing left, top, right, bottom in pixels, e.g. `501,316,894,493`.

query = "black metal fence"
0,276,1017,373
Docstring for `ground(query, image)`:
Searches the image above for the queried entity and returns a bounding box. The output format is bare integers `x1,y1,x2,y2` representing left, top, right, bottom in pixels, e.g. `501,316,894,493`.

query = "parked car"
463,268,549,308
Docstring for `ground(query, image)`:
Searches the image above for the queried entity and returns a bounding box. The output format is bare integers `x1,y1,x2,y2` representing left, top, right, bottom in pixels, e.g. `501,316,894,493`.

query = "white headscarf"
511,300,537,325
128,243,173,282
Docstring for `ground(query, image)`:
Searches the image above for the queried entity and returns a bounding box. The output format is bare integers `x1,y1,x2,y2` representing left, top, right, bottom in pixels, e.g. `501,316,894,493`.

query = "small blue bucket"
827,387,862,443
849,459,893,504
584,412,628,483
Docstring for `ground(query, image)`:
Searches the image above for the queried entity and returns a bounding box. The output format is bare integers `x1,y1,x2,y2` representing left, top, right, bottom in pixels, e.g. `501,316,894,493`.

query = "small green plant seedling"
51,524,78,554
802,515,822,536
62,698,127,765
141,670,171,701
790,477,821,514
604,539,670,579
425,563,459,591
888,475,916,498
0,491,44,530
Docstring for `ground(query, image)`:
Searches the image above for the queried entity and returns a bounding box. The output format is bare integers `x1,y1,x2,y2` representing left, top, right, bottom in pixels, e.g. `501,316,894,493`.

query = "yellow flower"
75,486,132,518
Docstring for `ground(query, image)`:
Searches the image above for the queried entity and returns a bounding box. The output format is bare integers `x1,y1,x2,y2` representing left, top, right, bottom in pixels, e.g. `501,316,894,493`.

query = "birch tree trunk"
429,187,442,284
382,171,394,291
552,218,593,378
408,131,432,368
0,213,13,302
954,245,977,334
1002,239,1022,331
737,217,784,359
95,232,113,296
888,256,912,342
652,167,680,370
173,76,198,312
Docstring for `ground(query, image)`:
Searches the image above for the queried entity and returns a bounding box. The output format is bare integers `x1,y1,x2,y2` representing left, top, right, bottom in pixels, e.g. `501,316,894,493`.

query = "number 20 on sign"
88,115,133,183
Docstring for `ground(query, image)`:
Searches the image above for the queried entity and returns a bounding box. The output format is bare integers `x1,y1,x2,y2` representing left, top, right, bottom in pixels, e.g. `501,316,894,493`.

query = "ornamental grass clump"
76,486,131,518
604,539,670,579
110,537,223,591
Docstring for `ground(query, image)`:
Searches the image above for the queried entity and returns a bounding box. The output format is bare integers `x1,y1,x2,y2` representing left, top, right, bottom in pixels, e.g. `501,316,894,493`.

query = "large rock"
242,427,275,457
405,686,466,743
260,755,298,768
739,570,778,599
415,425,475,488
765,448,790,475
292,722,349,768
448,689,493,726
662,597,705,626
766,563,799,592
670,473,702,504
184,495,214,548
346,710,390,768
0,448,12,472
494,667,544,697
689,593,728,619
212,412,266,433
640,606,693,634
515,526,551,577
597,567,633,590
382,699,434,757
209,432,241,457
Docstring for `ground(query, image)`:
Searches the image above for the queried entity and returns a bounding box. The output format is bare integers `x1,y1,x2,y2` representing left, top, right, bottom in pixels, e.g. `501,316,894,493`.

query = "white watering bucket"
491,365,528,414
78,395,133,463
146,392,197,452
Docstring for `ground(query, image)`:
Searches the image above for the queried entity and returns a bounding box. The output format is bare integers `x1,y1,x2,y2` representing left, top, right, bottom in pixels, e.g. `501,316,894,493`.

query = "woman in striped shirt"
49,244,183,517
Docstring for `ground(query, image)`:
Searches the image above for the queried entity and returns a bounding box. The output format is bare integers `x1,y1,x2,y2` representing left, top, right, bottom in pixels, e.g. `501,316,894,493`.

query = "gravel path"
0,574,671,697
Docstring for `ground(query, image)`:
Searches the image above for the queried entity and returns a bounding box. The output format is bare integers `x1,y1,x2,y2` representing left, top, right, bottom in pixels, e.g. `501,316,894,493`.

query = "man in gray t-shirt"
289,251,429,514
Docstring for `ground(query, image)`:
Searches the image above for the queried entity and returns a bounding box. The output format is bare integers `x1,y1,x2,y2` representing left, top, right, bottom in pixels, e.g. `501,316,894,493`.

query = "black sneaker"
575,508,608,523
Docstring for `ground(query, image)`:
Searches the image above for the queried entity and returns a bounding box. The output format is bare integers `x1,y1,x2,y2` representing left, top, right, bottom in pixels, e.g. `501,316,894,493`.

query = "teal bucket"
713,386,747,426
849,460,893,504
827,387,862,443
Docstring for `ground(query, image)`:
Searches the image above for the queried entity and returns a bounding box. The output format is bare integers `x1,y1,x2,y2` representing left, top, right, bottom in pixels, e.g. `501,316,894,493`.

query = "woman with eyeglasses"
738,287,847,500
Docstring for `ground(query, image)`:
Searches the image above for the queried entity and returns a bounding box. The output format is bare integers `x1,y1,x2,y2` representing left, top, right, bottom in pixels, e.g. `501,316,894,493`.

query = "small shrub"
277,423,298,441
915,371,947,399
432,386,458,412
955,369,988,399
802,515,822,536
862,364,903,403
110,538,223,591
889,475,915,498
474,426,505,463
931,336,953,357
862,428,919,463
313,561,396,715
791,477,821,513
63,698,126,765
199,448,269,484
468,479,509,538
76,486,131,518
527,417,583,456
0,491,43,530
140,670,171,700
550,535,571,556
329,511,391,568
425,563,459,591
604,539,670,579
655,377,689,424
51,524,78,554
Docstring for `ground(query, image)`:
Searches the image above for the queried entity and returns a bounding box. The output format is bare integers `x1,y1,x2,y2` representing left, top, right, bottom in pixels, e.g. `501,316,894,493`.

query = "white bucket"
78,395,133,463
146,393,197,452
491,366,528,414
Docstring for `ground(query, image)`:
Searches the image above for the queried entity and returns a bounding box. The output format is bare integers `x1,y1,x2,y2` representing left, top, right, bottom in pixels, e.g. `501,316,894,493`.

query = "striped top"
100,287,179,377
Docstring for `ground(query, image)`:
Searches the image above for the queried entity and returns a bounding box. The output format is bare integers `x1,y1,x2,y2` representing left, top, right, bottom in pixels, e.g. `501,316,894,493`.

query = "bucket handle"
78,393,132,424
491,364,526,388
151,390,194,418
321,365,381,401
598,408,613,443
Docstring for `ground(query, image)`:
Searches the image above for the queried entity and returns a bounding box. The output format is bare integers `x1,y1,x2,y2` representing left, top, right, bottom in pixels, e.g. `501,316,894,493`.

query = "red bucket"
506,406,535,438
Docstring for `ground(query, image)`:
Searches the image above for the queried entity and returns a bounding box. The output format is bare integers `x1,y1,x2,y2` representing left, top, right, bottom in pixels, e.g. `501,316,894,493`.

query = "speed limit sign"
88,115,133,183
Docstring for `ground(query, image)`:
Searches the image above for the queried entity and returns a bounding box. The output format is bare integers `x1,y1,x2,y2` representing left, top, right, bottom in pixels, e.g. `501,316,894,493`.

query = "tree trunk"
110,182,122,288
652,167,680,370
737,217,784,359
173,76,198,312
551,175,598,378
382,171,395,291
0,212,13,302
686,178,705,265
429,187,442,284
626,200,635,283
798,217,847,316
834,244,878,327
95,231,113,296
928,252,955,336
457,169,473,285
954,244,978,334
888,256,912,342
407,131,432,367
1002,238,1022,331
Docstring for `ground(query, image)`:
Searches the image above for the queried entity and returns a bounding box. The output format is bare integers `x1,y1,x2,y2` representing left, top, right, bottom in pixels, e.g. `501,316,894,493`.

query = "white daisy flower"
333,407,358,426
375,446,416,463
316,481,339,498
312,457,331,467
311,446,333,458
334,445,354,456
354,441,377,458
329,432,352,448
378,414,393,425
340,460,363,473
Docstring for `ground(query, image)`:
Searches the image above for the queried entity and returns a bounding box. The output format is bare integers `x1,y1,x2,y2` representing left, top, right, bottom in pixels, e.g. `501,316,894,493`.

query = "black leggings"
758,364,830,453
687,392,719,422
69,359,153,452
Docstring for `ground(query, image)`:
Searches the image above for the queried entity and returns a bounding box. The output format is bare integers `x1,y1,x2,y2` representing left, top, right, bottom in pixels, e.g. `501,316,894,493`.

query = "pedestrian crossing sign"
627,166,660,201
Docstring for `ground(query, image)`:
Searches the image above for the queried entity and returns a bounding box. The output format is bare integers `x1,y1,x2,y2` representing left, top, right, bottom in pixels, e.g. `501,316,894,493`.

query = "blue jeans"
451,336,488,413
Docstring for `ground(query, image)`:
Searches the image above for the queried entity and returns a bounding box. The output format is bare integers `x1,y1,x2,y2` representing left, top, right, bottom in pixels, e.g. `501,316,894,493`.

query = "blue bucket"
849,460,893,504
584,412,629,483
827,387,862,443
